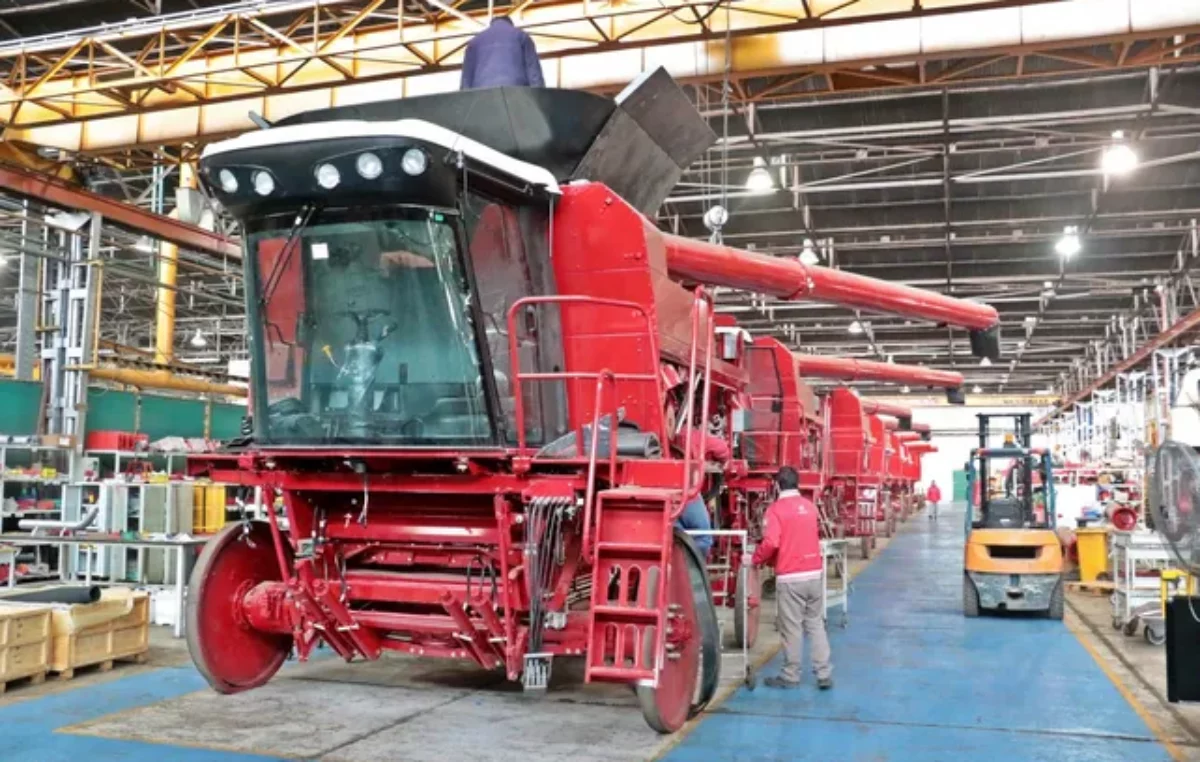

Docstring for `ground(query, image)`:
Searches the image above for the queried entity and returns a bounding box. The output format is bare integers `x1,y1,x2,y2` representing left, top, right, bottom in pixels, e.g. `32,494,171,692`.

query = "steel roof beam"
4,0,1200,154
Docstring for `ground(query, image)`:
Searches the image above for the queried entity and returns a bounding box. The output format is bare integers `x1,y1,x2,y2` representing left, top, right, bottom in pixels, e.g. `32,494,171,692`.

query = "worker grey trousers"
776,578,832,683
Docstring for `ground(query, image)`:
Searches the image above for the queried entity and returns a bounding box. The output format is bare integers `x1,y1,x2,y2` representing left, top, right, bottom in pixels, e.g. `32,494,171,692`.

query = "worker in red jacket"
675,425,730,558
926,480,943,521
752,466,832,690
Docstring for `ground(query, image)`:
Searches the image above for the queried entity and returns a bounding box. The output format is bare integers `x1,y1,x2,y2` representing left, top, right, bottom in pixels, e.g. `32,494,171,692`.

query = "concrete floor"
0,506,1191,761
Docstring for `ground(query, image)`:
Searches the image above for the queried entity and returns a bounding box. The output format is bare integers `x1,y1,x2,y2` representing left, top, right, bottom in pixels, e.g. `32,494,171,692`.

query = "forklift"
963,413,1064,619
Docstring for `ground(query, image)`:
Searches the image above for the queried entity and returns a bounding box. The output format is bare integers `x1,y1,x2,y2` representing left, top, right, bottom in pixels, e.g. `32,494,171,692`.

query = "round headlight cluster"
315,163,340,190
252,171,275,196
356,152,383,180
401,148,428,176
218,168,238,194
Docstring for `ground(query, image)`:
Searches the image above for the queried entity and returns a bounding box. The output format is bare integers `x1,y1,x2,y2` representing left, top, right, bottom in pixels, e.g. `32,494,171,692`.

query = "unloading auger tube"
794,355,964,389
662,235,1001,358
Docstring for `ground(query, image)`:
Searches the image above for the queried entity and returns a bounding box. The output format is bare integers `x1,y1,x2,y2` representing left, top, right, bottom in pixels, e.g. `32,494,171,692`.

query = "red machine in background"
183,73,998,733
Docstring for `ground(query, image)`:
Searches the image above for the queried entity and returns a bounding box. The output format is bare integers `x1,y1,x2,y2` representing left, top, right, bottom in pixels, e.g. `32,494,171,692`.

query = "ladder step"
588,665,656,682
595,541,664,557
591,605,658,622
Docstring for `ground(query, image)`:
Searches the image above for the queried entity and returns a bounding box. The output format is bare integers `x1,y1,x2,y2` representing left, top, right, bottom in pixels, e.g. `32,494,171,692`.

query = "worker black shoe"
818,677,834,690
764,676,800,689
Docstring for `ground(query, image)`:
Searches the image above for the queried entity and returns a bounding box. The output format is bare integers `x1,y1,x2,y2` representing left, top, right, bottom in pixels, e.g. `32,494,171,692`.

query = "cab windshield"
246,206,495,446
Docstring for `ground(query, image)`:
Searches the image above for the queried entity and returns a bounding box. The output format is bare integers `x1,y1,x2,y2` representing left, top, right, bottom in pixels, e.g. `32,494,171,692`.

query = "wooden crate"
46,589,150,679
0,604,51,691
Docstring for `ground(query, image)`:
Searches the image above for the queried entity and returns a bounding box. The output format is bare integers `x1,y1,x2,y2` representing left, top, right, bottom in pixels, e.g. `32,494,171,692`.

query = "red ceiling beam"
0,163,239,259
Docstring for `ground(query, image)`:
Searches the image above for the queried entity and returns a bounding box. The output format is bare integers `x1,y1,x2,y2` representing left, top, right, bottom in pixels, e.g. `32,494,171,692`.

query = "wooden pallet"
53,651,148,681
1066,580,1115,596
0,669,46,694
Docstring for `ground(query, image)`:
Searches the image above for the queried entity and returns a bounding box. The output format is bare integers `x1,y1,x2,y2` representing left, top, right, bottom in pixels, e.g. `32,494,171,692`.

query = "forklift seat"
981,497,1026,529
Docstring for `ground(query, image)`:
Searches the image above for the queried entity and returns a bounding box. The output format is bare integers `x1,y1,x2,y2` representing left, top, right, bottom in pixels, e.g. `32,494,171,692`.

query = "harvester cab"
963,413,1064,619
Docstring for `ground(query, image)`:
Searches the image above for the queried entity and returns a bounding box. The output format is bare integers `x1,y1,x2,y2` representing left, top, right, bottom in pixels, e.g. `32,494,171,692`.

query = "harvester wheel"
677,529,720,718
732,565,761,649
187,521,293,693
963,574,980,618
638,532,717,733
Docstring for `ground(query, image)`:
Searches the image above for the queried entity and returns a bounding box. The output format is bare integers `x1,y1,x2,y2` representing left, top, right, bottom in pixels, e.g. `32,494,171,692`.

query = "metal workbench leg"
175,547,186,638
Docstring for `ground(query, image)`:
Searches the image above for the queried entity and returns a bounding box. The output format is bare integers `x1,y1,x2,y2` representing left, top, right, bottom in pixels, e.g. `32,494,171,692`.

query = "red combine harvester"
184,72,999,733
713,339,959,647
794,358,960,557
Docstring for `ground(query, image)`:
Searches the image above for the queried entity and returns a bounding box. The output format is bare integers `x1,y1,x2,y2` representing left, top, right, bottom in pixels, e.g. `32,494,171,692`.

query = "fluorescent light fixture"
798,238,818,266
1036,388,1054,395
1055,226,1081,258
1101,133,1138,176
133,236,156,253
745,156,775,194
46,211,90,232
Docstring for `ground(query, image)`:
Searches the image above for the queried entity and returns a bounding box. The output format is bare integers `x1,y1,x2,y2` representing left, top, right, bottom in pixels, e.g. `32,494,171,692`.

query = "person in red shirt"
752,466,832,690
674,425,730,557
926,480,943,521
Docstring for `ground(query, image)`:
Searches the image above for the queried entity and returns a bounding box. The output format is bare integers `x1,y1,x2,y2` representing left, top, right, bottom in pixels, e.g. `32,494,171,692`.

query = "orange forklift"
963,413,1064,619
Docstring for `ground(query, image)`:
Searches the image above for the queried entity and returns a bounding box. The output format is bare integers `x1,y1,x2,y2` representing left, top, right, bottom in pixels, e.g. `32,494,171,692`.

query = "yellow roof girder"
0,0,1196,154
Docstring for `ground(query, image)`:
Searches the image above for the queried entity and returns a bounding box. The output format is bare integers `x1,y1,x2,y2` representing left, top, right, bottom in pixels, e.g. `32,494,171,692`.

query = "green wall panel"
0,380,42,436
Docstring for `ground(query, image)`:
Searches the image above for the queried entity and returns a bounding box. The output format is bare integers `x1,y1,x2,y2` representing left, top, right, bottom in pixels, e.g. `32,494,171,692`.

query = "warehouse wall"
0,380,247,442
908,404,1052,499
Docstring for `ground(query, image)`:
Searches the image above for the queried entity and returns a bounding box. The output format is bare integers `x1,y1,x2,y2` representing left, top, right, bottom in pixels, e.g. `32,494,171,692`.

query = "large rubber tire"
638,531,719,733
676,529,721,719
1145,626,1166,646
732,565,761,649
1047,581,1065,621
963,574,980,618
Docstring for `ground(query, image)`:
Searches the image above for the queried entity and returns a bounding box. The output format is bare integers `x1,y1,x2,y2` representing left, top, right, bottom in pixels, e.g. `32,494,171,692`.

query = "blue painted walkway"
665,505,1175,762
0,505,1173,761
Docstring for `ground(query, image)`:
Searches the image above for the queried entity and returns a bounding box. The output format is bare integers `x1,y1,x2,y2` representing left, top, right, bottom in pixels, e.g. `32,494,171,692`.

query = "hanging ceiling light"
980,356,992,367
901,385,911,394
848,320,864,335
1055,225,1082,258
972,384,983,394
190,329,208,348
745,156,775,194
1101,131,1138,176
798,238,818,266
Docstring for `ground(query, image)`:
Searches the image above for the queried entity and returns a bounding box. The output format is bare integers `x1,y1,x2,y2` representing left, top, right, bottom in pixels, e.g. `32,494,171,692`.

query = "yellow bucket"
1076,527,1109,583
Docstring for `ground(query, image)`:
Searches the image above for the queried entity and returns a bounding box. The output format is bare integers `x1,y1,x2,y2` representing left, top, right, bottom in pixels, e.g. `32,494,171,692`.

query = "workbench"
0,533,207,637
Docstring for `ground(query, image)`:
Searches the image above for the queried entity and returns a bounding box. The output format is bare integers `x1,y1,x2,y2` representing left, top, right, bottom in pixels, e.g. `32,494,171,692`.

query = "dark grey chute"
3,585,101,604
275,68,715,216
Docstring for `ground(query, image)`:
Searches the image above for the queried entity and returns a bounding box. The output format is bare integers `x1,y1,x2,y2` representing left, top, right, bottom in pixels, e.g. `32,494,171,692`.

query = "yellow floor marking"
1067,617,1185,762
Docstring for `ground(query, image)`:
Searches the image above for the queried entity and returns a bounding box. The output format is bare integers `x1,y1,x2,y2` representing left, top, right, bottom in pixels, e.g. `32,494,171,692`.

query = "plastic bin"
1076,527,1110,583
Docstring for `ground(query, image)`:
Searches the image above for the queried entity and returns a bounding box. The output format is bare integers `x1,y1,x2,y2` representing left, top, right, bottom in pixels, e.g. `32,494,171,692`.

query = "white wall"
906,403,1052,498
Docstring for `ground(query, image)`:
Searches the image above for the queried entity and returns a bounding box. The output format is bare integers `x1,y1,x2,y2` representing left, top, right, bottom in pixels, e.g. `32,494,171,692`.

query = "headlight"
218,169,238,193
401,148,427,176
252,171,275,196
315,163,340,190
356,152,383,180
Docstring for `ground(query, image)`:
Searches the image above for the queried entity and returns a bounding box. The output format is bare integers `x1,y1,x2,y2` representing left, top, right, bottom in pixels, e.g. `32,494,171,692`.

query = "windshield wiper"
261,203,320,306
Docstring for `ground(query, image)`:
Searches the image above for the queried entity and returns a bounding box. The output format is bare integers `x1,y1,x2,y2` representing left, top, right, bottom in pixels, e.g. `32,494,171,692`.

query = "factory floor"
1,506,1195,761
